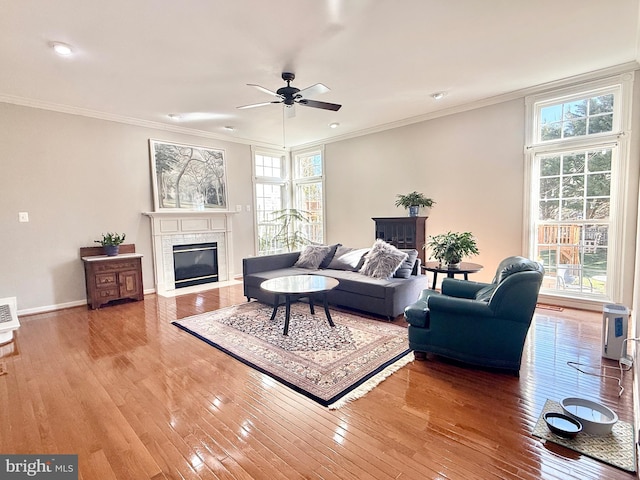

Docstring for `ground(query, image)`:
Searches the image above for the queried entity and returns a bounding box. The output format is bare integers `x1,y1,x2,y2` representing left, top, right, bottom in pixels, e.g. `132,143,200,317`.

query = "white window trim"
523,72,634,308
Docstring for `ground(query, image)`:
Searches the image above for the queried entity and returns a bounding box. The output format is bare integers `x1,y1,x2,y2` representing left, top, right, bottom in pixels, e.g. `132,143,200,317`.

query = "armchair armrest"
404,289,442,327
441,278,492,299
427,294,494,318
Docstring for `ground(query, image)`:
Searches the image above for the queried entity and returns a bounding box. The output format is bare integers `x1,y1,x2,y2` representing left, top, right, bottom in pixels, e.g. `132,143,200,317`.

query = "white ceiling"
1,0,639,148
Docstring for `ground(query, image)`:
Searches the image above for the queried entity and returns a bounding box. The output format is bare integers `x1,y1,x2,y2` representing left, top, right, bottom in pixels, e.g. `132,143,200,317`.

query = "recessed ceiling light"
329,122,340,129
432,92,446,100
167,114,182,120
50,42,73,56
223,126,235,131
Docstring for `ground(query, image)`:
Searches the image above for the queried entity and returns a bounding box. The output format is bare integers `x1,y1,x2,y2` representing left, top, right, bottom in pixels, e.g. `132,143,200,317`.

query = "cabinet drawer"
96,288,118,299
95,273,117,287
94,261,139,273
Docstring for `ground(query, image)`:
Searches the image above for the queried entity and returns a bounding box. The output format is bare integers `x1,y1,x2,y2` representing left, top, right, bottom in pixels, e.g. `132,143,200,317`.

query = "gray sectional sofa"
242,244,428,319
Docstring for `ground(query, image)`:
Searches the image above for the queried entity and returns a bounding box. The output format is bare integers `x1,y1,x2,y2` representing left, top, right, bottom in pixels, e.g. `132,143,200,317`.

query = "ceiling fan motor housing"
278,73,300,105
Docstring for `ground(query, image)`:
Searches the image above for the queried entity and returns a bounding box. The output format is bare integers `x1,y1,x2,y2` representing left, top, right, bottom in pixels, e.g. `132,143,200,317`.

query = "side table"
422,261,483,290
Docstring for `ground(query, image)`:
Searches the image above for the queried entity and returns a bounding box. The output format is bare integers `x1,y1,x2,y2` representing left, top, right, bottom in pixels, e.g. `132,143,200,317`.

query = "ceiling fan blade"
237,101,281,109
297,83,330,99
297,99,342,111
247,83,280,97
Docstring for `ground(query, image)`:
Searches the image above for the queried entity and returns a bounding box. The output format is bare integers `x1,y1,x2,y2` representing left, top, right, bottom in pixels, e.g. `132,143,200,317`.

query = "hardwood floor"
0,285,636,479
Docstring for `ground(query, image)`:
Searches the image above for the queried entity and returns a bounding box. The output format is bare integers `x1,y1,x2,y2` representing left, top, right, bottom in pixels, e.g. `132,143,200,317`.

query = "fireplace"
143,211,235,296
173,242,219,288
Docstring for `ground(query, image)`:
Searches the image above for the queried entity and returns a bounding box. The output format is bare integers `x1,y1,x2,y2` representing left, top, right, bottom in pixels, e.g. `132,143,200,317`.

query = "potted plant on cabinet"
424,231,479,268
395,191,435,217
95,232,126,256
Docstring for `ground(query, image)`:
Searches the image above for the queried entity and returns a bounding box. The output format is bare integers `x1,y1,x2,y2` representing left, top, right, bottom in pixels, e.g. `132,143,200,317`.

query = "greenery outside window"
254,152,286,255
525,74,632,305
293,150,324,245
252,147,325,255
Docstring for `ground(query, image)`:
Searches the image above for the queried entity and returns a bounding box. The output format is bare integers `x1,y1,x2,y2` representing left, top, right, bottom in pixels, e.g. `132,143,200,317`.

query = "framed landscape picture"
149,139,227,211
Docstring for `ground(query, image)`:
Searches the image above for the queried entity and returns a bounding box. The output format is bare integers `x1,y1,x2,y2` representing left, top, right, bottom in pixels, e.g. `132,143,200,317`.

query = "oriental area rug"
172,301,413,409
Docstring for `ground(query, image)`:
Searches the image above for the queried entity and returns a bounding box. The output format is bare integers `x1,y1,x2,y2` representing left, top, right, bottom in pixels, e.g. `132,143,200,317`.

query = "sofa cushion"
394,249,419,278
294,245,331,269
327,246,369,271
319,269,404,297
360,240,408,279
319,243,341,269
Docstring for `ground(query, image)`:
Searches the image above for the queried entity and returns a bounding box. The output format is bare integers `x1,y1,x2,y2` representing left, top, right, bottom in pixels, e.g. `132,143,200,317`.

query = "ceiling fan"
237,72,342,114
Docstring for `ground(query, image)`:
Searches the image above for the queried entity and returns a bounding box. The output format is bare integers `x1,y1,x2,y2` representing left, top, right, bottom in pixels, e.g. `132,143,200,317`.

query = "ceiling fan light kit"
238,72,342,112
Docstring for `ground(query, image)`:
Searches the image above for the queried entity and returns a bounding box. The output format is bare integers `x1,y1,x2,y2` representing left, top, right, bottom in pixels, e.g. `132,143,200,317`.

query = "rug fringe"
328,352,415,409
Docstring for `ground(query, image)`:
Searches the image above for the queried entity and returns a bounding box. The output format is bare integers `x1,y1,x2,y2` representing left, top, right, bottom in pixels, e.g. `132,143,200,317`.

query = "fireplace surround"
143,211,235,295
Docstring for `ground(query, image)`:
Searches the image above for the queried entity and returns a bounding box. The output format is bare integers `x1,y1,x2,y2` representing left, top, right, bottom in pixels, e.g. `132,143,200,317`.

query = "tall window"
254,152,286,255
293,150,324,245
526,76,632,303
253,147,325,255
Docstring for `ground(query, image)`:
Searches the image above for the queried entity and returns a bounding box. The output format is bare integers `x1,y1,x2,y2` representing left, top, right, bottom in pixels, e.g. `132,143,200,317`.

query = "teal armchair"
404,256,544,375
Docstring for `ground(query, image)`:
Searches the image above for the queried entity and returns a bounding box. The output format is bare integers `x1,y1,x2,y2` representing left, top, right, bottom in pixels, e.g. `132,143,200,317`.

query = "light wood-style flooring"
0,284,636,479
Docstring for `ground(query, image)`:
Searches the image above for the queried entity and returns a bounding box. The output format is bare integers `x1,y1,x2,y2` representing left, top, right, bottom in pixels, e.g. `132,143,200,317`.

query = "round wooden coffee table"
260,275,339,335
421,261,483,290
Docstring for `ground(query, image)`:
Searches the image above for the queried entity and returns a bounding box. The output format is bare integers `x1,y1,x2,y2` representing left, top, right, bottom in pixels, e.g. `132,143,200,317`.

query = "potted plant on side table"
424,231,479,268
395,191,435,217
95,232,126,256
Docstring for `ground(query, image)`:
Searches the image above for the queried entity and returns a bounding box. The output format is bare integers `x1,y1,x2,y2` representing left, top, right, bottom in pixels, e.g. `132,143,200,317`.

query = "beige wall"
325,99,526,284
0,103,256,312
2,72,639,312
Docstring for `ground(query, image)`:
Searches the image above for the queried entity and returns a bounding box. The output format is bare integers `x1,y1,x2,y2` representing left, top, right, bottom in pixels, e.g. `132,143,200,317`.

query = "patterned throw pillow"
359,240,409,279
294,245,331,269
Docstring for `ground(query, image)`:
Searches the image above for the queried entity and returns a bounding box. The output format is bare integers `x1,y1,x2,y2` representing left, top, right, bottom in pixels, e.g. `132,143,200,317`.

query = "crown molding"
2,61,638,152
292,61,640,150
0,94,284,151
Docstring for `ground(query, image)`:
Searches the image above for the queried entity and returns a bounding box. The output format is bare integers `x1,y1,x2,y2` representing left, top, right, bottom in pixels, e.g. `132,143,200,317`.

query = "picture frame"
149,139,228,211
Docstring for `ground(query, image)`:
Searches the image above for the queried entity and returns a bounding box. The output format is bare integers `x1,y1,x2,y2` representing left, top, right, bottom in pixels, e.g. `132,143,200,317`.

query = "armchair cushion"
474,285,496,302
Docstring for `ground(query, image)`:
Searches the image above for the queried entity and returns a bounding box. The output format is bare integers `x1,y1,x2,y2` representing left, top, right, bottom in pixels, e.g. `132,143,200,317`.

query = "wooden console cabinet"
373,216,428,265
81,244,143,309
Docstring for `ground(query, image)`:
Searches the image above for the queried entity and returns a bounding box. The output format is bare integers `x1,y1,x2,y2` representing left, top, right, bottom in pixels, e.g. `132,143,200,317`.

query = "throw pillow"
327,246,370,271
294,245,331,269
319,243,342,269
360,240,409,279
393,249,419,278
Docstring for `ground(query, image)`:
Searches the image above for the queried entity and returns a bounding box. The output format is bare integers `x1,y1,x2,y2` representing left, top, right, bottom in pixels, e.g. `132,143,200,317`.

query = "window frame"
292,146,326,246
524,73,634,307
251,145,326,255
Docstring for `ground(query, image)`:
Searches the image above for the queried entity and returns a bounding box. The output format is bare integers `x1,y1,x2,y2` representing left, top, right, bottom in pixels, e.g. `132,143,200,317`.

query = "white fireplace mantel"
143,211,236,295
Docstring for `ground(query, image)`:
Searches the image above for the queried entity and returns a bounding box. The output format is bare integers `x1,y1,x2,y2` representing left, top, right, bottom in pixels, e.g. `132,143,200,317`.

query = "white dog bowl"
560,397,618,435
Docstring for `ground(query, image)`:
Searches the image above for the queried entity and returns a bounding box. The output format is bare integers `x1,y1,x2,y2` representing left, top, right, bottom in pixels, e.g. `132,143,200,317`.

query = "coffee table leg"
323,294,335,328
283,295,291,336
270,294,279,321
309,295,315,315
